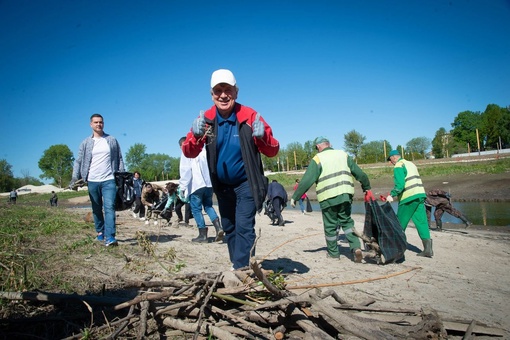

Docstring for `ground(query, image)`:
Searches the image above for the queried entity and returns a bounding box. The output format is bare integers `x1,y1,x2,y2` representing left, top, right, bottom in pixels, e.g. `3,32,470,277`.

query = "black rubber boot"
460,215,472,228
192,228,208,243
212,218,224,242
436,220,443,232
278,215,285,226
417,239,433,257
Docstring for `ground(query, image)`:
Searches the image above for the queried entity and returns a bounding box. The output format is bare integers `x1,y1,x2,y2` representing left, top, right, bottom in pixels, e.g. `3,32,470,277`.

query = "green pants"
321,202,361,258
397,197,431,240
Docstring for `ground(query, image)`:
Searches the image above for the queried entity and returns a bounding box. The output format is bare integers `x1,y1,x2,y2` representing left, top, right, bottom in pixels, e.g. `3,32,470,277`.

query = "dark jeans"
272,197,284,222
216,181,256,270
175,199,191,223
133,196,145,217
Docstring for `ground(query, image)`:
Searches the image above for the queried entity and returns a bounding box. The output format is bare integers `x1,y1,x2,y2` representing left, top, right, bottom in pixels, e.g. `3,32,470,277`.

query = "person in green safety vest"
291,136,373,263
386,149,433,258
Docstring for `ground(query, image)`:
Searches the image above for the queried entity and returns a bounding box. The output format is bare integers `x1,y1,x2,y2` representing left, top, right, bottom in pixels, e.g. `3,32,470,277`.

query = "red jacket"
182,103,279,211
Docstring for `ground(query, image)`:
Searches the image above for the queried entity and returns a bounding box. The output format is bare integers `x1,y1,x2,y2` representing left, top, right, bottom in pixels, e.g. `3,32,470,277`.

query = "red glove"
364,190,375,202
380,195,387,202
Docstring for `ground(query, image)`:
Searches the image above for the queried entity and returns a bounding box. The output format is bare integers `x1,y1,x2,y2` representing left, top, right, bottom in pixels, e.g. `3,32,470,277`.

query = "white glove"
386,195,394,202
192,110,206,137
290,199,296,208
252,113,264,138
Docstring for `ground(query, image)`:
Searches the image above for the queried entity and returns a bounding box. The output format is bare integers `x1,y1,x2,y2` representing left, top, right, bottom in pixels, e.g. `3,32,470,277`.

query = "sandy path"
95,203,510,337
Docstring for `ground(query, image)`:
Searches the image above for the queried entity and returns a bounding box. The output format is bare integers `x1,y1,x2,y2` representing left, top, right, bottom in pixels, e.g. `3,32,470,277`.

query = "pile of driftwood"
0,258,505,339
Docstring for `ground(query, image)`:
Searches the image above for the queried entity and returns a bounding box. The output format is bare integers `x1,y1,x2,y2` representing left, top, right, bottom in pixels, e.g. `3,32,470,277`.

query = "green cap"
387,149,400,161
313,136,329,145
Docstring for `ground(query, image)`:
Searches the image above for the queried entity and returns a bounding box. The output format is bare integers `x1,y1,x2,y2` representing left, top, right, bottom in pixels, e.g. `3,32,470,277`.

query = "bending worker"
425,189,471,230
386,149,433,258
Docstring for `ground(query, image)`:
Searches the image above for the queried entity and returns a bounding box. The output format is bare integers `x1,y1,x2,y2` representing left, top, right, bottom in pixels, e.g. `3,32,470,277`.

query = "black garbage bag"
152,194,168,212
305,197,313,212
114,172,135,211
264,199,277,224
363,200,407,264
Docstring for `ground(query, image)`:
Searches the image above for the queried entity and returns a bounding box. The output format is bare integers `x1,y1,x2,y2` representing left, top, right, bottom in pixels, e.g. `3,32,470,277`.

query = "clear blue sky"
1,0,509,182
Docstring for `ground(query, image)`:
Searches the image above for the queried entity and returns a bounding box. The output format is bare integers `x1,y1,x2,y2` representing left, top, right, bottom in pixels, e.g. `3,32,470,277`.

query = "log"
210,305,271,339
0,291,129,306
287,304,335,340
462,319,476,340
244,295,311,311
335,304,418,314
309,293,396,339
162,317,237,340
353,313,506,337
138,300,150,339
407,308,448,339
250,259,290,298
113,288,178,310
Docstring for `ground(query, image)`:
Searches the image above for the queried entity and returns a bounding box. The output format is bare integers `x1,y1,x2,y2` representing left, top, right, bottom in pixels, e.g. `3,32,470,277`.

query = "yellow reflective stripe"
316,181,354,195
317,170,352,183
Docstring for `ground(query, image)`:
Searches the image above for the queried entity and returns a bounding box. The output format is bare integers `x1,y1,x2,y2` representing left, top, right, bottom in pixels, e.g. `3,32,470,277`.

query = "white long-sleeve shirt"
178,148,212,200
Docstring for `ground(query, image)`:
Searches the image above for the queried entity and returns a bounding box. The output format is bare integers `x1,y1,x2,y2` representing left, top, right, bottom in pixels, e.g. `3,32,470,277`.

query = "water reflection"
310,201,510,227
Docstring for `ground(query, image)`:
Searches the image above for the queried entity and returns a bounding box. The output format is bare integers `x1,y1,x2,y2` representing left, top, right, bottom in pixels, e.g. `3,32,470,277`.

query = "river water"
309,201,510,229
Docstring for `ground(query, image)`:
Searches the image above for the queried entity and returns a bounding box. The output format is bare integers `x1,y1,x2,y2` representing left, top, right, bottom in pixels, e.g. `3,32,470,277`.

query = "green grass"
0,189,187,294
0,203,91,292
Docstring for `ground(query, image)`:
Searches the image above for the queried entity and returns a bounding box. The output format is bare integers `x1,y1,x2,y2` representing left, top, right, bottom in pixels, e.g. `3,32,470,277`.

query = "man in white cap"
182,69,280,270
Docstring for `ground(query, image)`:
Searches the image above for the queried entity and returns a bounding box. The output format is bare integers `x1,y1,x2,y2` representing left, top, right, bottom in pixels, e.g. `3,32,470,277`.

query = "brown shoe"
354,249,363,263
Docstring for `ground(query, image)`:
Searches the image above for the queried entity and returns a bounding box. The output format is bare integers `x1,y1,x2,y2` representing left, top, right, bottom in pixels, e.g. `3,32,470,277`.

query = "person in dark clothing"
267,180,288,226
174,185,192,227
425,189,471,230
9,189,17,204
132,171,146,220
141,183,164,226
50,191,58,206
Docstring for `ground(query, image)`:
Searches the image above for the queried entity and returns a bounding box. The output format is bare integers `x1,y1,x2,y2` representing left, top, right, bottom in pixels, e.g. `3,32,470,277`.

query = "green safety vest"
315,149,354,202
396,159,425,201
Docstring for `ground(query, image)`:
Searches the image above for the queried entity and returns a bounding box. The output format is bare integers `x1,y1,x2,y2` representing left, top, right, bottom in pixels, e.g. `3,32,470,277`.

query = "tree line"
1,103,507,191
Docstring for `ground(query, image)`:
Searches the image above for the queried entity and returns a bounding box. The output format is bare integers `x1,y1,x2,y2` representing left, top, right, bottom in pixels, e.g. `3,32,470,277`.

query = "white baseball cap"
210,69,236,88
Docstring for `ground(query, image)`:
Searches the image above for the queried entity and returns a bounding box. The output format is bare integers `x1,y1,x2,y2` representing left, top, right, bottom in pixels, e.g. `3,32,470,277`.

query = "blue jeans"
189,187,219,229
216,181,256,270
298,198,305,212
88,179,117,240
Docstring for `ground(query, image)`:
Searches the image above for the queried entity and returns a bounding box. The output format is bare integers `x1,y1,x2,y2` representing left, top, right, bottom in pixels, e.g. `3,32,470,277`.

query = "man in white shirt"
71,114,125,247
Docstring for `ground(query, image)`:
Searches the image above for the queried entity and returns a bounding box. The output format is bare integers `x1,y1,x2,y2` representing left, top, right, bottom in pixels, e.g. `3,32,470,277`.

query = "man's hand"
252,113,264,138
192,110,206,137
386,195,394,202
290,199,296,208
364,190,375,202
